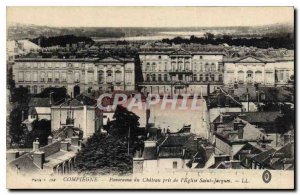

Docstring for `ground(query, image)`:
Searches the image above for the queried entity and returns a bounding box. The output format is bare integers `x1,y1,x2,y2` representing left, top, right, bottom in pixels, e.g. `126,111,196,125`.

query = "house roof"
213,112,281,124
59,98,84,107
29,97,51,107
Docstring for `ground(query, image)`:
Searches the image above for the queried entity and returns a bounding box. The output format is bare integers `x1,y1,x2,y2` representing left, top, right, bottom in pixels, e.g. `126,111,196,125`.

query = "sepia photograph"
5,6,295,189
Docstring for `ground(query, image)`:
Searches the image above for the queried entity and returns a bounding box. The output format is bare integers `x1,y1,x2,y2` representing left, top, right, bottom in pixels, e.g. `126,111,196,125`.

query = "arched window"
98,70,104,84
219,74,223,82
146,62,150,70
152,63,156,71
205,63,210,71
205,74,210,81
193,74,197,81
152,74,156,82
106,70,113,83
158,74,162,82
211,74,215,82
164,74,168,81
199,74,203,81
146,74,150,82
211,63,216,71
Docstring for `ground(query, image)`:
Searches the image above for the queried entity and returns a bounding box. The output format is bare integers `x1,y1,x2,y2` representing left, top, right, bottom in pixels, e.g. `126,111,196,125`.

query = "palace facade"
224,56,294,86
138,49,225,96
13,56,135,97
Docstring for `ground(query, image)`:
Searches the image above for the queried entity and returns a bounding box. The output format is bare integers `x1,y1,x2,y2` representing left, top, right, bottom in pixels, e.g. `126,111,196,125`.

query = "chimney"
60,141,70,151
237,124,244,139
219,112,223,123
233,119,240,131
33,151,45,169
71,136,80,146
6,151,20,162
47,136,53,145
33,138,40,151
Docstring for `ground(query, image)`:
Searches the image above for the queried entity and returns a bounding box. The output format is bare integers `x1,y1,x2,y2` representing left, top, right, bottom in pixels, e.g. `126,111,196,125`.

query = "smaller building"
51,98,97,138
7,136,81,175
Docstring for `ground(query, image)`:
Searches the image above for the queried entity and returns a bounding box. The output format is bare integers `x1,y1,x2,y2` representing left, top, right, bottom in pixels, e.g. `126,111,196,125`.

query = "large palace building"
138,49,225,96
13,56,135,97
12,48,294,97
224,56,294,86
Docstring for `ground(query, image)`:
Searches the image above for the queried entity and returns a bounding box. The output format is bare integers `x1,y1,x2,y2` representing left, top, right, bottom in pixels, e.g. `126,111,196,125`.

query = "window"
61,72,67,82
200,56,203,59
255,71,262,83
158,74,162,82
211,63,216,71
146,63,150,71
164,74,168,81
55,63,59,68
74,72,80,83
152,63,156,71
40,72,45,82
18,72,24,82
205,63,209,71
219,74,223,82
238,71,244,83
126,72,133,83
115,70,122,82
87,72,93,83
47,72,53,82
25,72,31,82
173,161,178,169
158,56,161,59
193,74,197,81
54,72,60,82
41,85,44,92
199,74,203,81
33,72,38,82
211,74,215,82
107,70,113,83
98,70,104,84
62,63,66,68
146,74,150,82
205,74,209,81
48,63,52,68
152,74,156,82
26,63,31,68
40,63,44,68
33,85,38,94
33,63,38,68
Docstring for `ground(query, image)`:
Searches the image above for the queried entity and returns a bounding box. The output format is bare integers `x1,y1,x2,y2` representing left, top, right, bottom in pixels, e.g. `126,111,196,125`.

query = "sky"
7,7,294,28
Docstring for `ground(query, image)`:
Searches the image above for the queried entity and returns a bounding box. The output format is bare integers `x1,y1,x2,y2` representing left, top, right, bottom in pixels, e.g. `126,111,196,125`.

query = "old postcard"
6,6,294,189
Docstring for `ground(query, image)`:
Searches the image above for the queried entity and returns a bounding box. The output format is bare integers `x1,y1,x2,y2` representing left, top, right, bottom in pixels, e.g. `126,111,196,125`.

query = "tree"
74,133,132,175
8,106,28,146
275,104,294,134
10,86,30,104
108,105,140,138
35,87,69,103
22,119,52,148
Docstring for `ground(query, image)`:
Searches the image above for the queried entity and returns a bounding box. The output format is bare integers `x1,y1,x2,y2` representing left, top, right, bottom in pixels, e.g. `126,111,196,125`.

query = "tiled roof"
213,112,281,124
